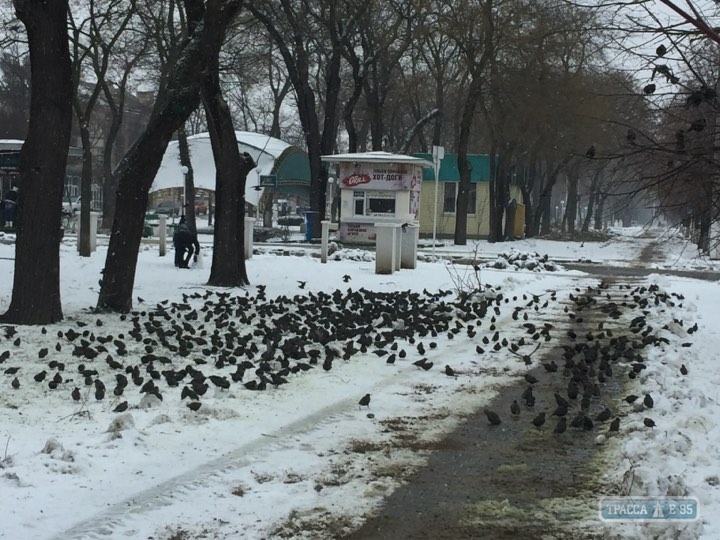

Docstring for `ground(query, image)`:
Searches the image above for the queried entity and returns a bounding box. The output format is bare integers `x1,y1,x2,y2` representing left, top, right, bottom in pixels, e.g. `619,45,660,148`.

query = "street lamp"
180,165,189,216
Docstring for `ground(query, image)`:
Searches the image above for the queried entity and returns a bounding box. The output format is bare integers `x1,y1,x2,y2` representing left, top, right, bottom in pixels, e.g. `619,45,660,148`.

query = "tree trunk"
78,123,93,256
454,78,482,246
97,0,240,312
595,192,607,230
260,188,273,228
202,54,252,287
177,125,197,233
2,0,72,324
581,170,601,234
566,168,579,236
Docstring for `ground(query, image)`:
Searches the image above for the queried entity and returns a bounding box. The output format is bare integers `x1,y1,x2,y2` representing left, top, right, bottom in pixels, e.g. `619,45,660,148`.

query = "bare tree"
69,0,138,256
1,0,73,324
97,0,243,312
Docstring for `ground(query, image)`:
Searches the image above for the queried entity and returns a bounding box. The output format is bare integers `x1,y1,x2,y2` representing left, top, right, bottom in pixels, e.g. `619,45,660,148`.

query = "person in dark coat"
4,185,18,228
173,217,200,268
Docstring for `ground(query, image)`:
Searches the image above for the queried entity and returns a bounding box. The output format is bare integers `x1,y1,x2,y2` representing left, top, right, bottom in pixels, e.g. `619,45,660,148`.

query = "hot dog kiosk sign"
340,164,415,191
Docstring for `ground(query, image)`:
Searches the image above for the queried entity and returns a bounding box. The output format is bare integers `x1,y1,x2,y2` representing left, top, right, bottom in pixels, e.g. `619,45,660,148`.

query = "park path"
344,234,717,540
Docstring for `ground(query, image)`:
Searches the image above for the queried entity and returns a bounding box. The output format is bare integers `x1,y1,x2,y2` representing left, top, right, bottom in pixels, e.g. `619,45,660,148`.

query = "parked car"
156,201,180,215
195,199,208,215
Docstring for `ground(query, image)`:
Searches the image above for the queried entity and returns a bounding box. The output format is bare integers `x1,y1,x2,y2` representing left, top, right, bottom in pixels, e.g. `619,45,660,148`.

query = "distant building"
414,153,523,239
150,131,310,214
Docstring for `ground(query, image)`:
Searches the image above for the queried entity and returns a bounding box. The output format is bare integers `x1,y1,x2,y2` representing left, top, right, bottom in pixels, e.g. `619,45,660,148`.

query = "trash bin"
304,211,320,241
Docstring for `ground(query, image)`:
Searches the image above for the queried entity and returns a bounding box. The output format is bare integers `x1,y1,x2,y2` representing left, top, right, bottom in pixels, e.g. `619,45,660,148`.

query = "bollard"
375,223,400,274
321,220,331,263
159,215,167,256
244,217,255,259
400,222,419,269
89,212,100,252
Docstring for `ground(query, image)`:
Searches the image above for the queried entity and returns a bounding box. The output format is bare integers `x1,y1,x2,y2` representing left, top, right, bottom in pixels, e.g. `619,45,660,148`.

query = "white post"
159,214,167,257
244,216,255,259
431,145,444,258
374,223,398,274
89,212,100,252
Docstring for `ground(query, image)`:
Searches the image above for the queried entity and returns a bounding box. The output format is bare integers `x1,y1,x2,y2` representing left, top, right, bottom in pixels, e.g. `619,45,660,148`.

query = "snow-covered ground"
0,225,717,539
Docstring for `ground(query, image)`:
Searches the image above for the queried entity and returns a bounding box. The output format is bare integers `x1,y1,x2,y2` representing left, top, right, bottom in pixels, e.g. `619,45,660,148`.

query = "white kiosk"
321,151,432,273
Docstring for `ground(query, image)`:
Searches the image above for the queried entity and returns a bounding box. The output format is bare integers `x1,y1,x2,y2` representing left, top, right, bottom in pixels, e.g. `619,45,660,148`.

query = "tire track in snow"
52,396,360,540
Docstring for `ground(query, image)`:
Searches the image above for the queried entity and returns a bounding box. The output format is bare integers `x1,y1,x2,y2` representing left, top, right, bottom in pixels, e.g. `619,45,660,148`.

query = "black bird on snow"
609,417,620,432
444,365,455,377
342,274,352,282
624,394,639,404
552,404,568,417
385,354,396,365
34,370,47,382
187,401,202,411
524,373,538,384
113,401,129,413
643,394,654,408
532,412,546,428
11,377,19,389
413,358,430,369
71,387,81,401
554,392,569,408
484,409,501,426
595,407,612,422
680,364,688,375
554,417,567,434
358,393,371,409
297,281,307,289
643,417,656,428
510,400,521,415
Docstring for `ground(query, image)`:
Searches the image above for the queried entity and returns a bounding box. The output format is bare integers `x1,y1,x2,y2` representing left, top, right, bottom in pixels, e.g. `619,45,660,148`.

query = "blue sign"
599,498,698,521
259,174,277,187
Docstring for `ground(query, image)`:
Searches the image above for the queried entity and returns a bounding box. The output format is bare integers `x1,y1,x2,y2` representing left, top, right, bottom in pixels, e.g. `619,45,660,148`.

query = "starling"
643,394,654,408
386,354,396,365
358,393,371,409
11,377,20,389
510,400,521,415
609,417,620,432
187,401,202,411
582,415,594,431
643,417,656,428
554,417,567,434
570,413,585,428
625,394,639,404
444,365,455,377
34,370,47,382
524,373,538,384
342,274,351,282
484,409,501,426
71,387,81,401
596,407,612,422
542,361,558,373
554,393,569,408
552,404,568,417
113,401,129,413
532,412,546,428
680,364,688,375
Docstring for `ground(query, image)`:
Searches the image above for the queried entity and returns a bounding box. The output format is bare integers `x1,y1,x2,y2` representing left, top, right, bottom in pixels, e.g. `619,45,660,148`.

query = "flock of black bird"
1,275,693,441
479,281,693,437
1,285,462,413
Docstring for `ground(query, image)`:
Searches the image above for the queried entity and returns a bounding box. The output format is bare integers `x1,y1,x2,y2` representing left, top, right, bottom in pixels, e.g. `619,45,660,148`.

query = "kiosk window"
353,191,396,216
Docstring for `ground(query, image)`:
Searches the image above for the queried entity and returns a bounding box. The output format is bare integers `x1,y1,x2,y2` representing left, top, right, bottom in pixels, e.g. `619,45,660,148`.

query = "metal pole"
431,145,444,258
